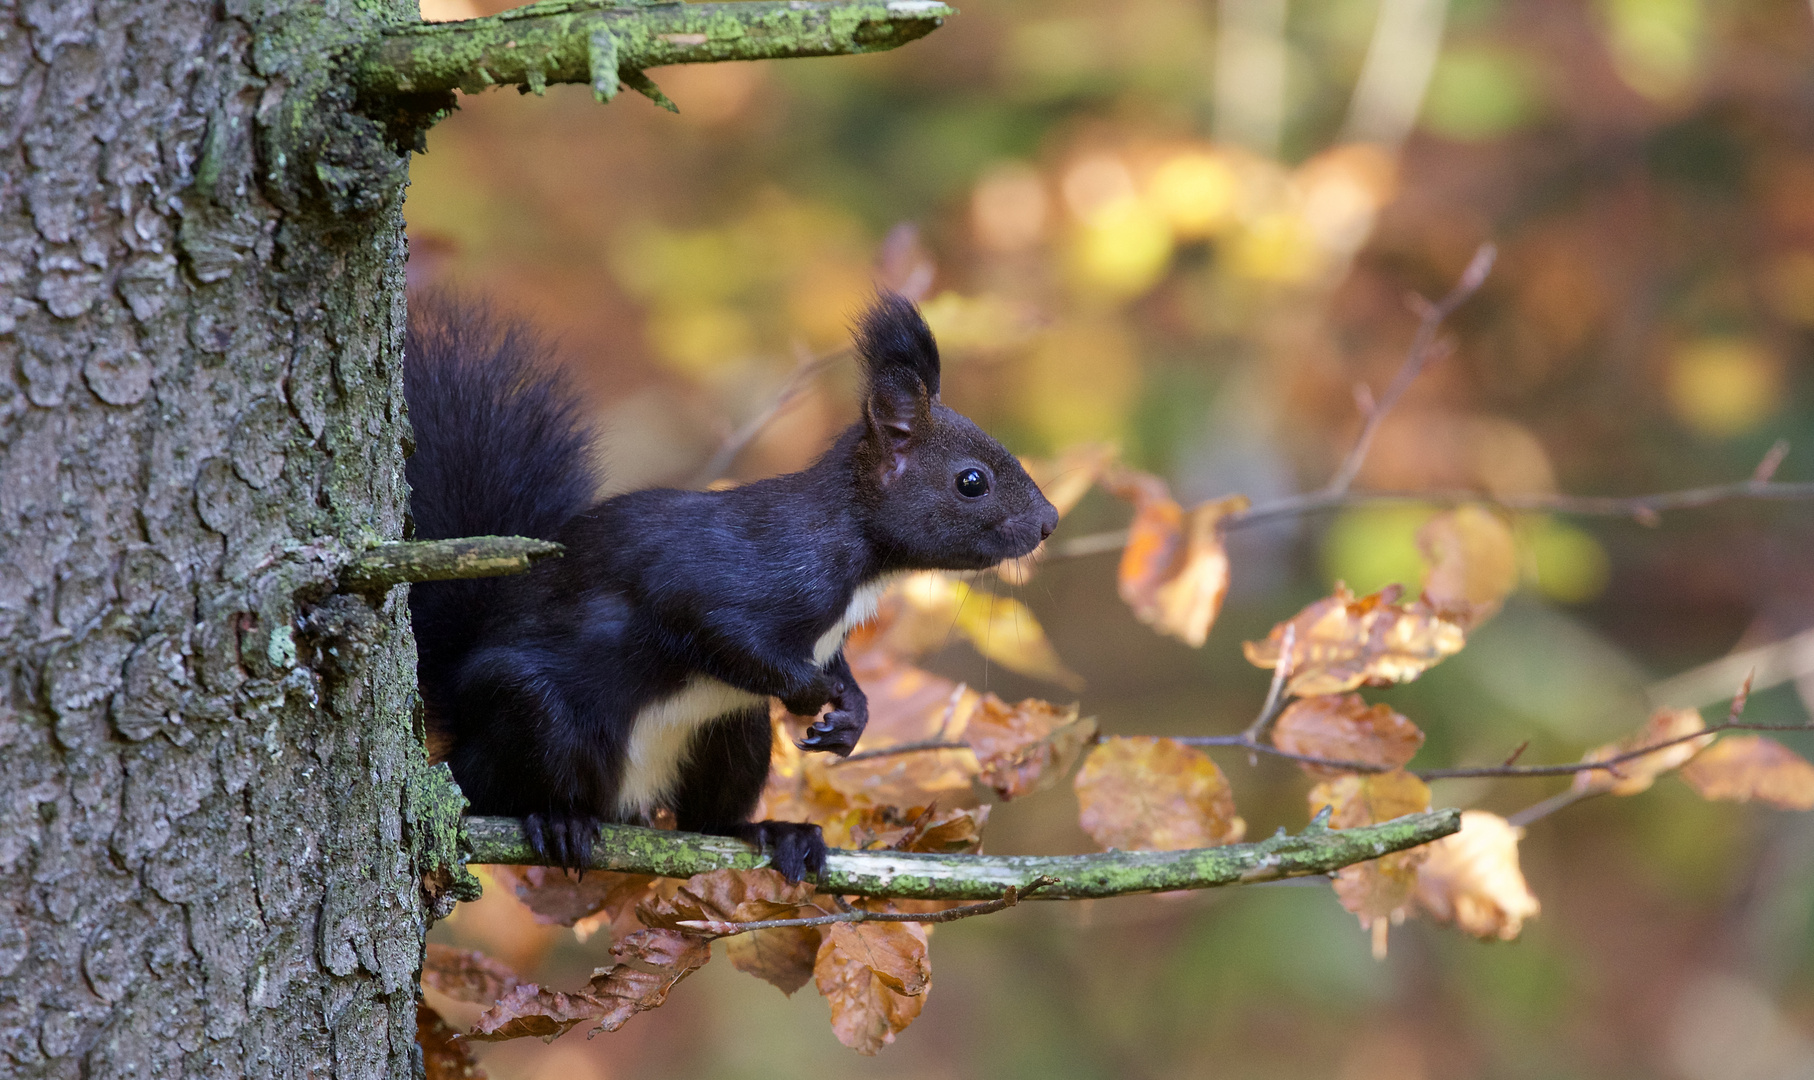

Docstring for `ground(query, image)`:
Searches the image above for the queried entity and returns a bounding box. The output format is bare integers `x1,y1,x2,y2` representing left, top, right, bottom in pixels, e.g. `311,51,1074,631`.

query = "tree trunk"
0,1,427,1075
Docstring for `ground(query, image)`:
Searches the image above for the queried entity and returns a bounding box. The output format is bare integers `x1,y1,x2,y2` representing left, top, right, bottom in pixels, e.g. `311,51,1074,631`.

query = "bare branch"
834,738,973,765
693,346,847,487
678,877,1060,936
461,810,1462,900
340,536,563,591
1323,243,1496,496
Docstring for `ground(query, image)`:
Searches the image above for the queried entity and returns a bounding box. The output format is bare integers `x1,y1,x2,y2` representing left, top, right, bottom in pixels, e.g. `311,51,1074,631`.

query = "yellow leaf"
1571,708,1713,797
1271,694,1425,777
1245,584,1467,696
1417,505,1518,628
1023,443,1118,518
951,582,1084,690
1413,810,1541,941
1680,735,1814,810
1074,737,1246,850
1308,770,1433,829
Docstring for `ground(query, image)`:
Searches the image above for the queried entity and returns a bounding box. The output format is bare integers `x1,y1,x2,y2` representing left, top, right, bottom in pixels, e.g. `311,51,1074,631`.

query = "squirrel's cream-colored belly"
615,574,897,817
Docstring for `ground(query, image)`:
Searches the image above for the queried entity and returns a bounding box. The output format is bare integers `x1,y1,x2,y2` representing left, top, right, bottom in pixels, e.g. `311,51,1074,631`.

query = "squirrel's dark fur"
404,292,1057,880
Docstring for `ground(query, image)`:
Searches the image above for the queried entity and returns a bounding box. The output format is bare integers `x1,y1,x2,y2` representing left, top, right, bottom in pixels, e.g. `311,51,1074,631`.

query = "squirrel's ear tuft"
855,292,940,484
856,291,940,405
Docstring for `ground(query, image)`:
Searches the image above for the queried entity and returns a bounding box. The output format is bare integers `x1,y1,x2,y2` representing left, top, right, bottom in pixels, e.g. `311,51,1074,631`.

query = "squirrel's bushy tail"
403,295,601,701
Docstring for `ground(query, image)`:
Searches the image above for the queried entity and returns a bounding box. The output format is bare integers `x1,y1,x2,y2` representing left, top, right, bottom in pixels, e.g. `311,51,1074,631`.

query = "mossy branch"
354,0,954,104
462,810,1461,901
341,536,563,591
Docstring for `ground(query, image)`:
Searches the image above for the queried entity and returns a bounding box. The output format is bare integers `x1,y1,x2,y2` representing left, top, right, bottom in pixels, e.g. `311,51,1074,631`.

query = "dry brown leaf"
1413,810,1540,941
1417,505,1519,629
1104,465,1248,648
1681,735,1814,810
1074,737,1246,850
815,913,930,1055
727,924,824,997
421,943,522,1005
1310,771,1435,951
418,1002,487,1080
635,868,815,932
468,929,712,1042
965,695,1096,800
1271,694,1425,777
1244,584,1466,696
817,804,990,854
1571,708,1714,797
489,866,661,944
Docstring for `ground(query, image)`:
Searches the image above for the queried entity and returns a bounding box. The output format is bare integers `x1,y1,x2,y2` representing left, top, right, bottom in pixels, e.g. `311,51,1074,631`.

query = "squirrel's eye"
956,468,989,498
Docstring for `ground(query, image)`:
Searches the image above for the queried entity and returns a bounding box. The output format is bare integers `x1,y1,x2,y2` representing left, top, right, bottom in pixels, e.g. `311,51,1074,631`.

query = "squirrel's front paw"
796,684,867,757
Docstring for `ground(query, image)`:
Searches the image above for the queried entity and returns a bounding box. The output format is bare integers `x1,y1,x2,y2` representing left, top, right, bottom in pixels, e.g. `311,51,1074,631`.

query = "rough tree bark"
0,2,949,1076
2,1,425,1075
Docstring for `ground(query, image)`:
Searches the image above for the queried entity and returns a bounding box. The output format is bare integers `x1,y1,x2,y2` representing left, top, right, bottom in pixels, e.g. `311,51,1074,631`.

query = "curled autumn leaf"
965,695,1097,800
816,912,930,1055
1417,505,1519,629
728,922,824,997
1680,735,1814,810
817,804,991,854
1271,694,1425,777
1413,810,1541,941
1571,708,1714,797
418,1002,487,1080
1103,465,1249,648
1244,584,1466,697
1074,737,1246,850
468,929,712,1042
1308,771,1435,955
421,943,523,1006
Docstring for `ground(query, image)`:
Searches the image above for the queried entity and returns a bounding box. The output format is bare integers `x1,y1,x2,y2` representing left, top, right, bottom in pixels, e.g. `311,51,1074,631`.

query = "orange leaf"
1105,466,1248,648
421,943,522,1006
1308,770,1432,829
1074,737,1246,850
951,584,1084,690
1417,505,1519,629
1271,694,1425,777
1571,708,1714,797
1413,810,1541,941
418,1002,487,1080
1244,584,1466,696
815,914,930,1055
1309,771,1435,948
965,695,1096,800
1680,735,1814,810
817,804,990,854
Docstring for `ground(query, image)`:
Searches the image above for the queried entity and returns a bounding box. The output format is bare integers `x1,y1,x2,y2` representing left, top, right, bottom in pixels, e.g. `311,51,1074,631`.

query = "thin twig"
677,877,1060,936
692,346,848,487
1047,480,1814,561
1324,243,1496,496
1173,734,1387,773
834,739,973,766
1240,625,1295,744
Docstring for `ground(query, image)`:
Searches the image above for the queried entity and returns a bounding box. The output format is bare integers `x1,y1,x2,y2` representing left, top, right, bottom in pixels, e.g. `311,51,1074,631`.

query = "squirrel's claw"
797,709,864,756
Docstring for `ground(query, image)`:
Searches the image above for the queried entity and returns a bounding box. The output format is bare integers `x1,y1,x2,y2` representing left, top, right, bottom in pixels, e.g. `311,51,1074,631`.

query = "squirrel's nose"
1037,503,1059,539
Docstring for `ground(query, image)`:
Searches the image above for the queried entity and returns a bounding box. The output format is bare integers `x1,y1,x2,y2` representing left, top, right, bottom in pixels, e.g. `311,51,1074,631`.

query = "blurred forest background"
407,0,1814,1076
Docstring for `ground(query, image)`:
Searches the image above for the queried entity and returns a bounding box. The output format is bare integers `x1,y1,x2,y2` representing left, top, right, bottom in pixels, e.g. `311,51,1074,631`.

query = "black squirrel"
403,292,1058,881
